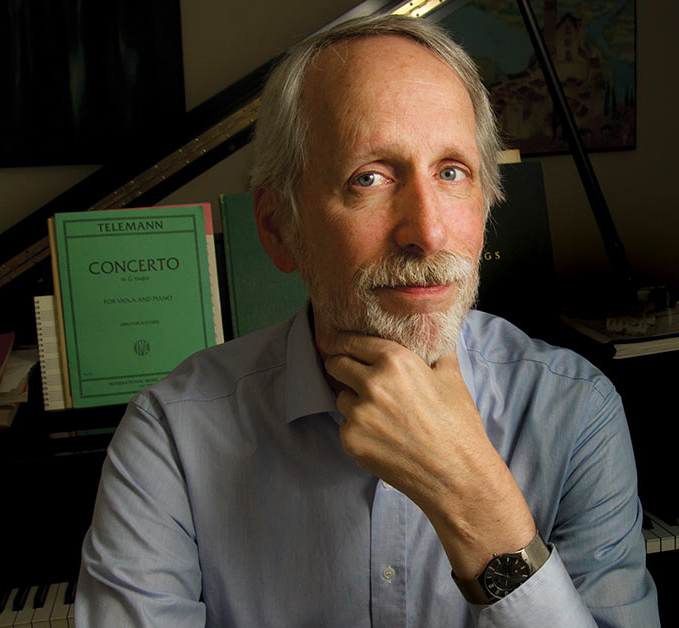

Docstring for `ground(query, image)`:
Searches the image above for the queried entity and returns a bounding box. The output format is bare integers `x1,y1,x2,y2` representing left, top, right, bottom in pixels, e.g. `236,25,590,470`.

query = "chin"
360,268,478,365
300,246,479,364
363,304,470,365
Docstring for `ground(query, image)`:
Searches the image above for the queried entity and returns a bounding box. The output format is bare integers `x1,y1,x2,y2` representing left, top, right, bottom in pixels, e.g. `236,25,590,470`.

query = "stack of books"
561,303,679,360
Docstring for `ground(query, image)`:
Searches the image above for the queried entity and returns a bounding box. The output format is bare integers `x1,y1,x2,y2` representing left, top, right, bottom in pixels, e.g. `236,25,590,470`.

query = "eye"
357,173,376,187
353,172,389,188
439,166,467,182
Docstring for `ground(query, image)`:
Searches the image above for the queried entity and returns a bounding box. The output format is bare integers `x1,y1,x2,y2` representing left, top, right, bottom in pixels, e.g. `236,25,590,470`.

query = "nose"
392,175,448,256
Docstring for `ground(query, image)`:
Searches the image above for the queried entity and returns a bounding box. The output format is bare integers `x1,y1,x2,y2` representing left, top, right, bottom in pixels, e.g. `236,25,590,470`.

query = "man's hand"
324,332,536,580
325,332,486,504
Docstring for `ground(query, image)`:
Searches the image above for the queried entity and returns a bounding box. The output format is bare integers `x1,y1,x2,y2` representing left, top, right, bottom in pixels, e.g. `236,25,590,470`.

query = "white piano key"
48,583,70,628
12,585,38,627
642,527,661,553
64,581,76,628
0,588,18,628
31,583,59,627
645,510,679,552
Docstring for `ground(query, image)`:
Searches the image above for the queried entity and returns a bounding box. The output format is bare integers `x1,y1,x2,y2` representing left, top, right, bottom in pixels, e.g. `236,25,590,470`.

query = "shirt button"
381,480,392,490
382,566,396,582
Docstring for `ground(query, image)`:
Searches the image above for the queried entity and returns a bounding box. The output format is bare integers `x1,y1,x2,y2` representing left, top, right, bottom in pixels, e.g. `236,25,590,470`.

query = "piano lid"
0,57,272,290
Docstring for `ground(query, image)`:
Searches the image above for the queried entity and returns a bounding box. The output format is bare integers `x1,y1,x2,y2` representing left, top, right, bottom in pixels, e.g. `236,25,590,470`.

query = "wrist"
423,454,536,579
451,531,551,604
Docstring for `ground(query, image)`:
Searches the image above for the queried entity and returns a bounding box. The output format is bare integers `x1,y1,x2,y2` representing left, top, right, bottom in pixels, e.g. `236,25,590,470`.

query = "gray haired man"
77,15,659,627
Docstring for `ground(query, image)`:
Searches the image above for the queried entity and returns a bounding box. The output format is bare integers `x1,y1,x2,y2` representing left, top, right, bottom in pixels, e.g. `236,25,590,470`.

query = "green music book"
50,205,217,407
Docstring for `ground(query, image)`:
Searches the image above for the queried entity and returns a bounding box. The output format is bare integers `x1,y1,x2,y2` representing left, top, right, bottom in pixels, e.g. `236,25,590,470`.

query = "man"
76,14,660,627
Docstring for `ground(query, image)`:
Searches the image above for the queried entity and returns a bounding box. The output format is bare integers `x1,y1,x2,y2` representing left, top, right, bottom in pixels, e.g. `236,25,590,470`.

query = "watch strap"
453,566,491,605
452,531,550,604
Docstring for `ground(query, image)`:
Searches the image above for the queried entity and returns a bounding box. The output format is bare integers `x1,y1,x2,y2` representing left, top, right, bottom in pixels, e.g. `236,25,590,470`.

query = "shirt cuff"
468,546,597,628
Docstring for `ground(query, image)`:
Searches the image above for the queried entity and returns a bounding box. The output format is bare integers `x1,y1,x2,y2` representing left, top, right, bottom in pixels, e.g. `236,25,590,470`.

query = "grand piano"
1,0,677,625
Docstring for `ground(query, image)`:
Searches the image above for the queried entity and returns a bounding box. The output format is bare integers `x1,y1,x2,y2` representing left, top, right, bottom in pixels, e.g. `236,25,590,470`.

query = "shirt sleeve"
469,548,595,627
470,383,660,628
75,395,206,627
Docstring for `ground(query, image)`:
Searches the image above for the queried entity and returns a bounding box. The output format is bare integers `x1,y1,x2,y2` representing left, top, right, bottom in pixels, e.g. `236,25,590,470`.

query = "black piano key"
64,580,77,605
12,585,29,611
31,583,61,625
0,587,10,613
33,582,50,609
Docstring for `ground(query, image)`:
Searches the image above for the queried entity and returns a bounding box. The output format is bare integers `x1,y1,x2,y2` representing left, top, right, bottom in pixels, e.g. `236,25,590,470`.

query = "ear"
253,188,298,273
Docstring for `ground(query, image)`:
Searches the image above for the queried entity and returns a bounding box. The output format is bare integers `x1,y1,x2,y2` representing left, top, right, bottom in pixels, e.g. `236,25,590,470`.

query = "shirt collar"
285,303,340,424
457,318,477,402
284,303,477,424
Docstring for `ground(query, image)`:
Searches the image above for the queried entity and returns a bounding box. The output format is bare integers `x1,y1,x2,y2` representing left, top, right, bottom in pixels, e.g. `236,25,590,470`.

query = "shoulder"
134,317,293,410
462,310,614,398
463,312,628,480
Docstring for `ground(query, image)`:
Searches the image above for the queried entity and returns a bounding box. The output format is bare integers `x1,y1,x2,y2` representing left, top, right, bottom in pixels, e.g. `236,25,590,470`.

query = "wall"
0,0,360,234
1,0,677,290
531,0,679,289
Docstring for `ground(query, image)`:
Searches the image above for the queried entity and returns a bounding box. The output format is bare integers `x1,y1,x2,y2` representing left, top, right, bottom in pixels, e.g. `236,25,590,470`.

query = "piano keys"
643,510,679,554
0,582,74,628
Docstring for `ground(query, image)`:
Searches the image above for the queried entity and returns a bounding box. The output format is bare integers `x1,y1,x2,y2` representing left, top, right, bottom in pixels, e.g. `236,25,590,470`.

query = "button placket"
370,478,407,628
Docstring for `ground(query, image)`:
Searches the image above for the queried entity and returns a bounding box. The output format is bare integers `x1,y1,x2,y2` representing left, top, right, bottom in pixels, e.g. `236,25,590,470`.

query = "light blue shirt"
77,307,659,627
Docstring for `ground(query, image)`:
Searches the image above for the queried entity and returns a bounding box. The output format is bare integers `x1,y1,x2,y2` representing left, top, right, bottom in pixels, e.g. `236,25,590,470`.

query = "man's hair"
250,14,504,223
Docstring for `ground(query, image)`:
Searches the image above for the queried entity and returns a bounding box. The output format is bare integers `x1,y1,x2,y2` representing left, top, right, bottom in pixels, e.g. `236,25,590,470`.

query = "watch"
452,531,550,604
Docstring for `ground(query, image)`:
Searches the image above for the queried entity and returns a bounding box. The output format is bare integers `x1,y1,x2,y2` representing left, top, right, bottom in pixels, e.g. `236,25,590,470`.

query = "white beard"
295,242,479,365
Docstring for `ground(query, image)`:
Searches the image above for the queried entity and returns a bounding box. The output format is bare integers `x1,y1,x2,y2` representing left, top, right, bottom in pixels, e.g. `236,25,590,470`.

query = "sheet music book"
34,295,66,411
561,307,679,359
46,204,223,408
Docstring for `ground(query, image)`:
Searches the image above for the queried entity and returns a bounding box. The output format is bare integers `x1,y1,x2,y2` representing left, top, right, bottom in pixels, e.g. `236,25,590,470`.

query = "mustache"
355,250,477,290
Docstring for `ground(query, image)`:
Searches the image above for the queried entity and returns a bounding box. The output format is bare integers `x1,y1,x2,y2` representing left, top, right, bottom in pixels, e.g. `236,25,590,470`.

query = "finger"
324,353,371,393
336,388,360,419
324,331,410,365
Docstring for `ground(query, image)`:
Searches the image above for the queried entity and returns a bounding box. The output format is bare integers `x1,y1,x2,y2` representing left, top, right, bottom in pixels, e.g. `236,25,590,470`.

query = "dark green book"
51,205,217,407
220,194,307,338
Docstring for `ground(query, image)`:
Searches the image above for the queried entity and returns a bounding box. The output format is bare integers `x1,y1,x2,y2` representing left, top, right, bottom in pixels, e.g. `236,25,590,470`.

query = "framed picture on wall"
438,0,636,155
0,1,185,166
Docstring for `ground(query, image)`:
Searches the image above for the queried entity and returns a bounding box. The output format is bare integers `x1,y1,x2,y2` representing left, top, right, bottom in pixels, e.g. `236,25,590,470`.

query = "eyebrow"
345,140,481,172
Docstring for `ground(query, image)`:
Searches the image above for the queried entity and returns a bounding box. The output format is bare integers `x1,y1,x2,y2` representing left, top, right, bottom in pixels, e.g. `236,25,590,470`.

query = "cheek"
445,204,485,257
324,213,388,267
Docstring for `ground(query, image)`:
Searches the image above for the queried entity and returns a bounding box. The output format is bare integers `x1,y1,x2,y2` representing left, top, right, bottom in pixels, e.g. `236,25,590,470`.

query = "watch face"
483,554,531,599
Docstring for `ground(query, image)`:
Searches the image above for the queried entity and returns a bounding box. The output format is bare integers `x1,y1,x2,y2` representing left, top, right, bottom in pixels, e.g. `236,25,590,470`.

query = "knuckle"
326,354,345,372
336,389,355,414
358,374,384,405
339,423,363,456
382,343,409,366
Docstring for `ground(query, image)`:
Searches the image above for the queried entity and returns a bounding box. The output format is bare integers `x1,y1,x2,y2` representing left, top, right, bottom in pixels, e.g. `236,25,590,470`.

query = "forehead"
304,34,465,95
300,35,477,157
